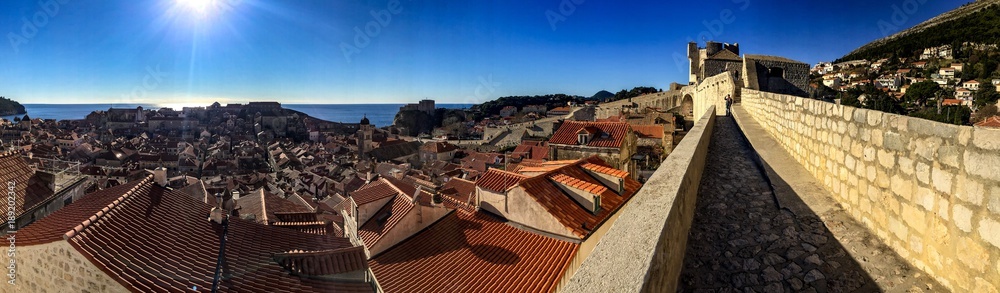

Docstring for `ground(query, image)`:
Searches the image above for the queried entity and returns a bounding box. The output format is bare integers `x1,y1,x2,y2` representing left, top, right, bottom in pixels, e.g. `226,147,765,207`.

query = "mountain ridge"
842,0,1000,61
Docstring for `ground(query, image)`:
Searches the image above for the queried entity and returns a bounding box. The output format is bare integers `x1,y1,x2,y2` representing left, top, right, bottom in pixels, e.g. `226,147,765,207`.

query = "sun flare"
176,0,216,15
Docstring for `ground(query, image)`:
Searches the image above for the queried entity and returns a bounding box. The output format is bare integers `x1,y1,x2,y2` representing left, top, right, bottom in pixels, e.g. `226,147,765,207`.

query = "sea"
1,103,474,127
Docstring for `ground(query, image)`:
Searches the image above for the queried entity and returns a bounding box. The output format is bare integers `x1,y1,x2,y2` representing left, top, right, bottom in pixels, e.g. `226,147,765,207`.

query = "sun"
176,0,216,15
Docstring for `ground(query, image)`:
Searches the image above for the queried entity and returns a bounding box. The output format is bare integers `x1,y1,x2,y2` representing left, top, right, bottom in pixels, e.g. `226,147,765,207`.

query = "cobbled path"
678,117,943,293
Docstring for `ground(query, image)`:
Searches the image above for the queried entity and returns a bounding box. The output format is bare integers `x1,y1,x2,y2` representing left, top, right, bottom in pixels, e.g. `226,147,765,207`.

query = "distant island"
0,96,27,116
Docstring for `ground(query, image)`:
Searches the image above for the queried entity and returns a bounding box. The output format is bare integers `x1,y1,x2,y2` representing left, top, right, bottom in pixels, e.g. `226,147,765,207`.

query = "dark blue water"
1,103,473,127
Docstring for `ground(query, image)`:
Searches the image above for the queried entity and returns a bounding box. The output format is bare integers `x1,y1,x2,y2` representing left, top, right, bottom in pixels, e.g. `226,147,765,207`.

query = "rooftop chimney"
153,167,167,187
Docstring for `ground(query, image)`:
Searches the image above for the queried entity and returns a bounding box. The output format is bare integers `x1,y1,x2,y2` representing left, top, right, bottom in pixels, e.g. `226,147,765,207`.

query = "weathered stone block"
909,234,923,254
883,132,906,152
915,137,942,161
938,197,950,222
965,150,1000,182
863,146,876,162
908,117,958,139
899,156,915,175
853,108,866,124
953,204,973,233
877,149,895,169
867,111,882,127
937,145,961,169
990,186,1000,216
957,237,990,272
931,167,954,194
876,170,890,189
979,218,1000,249
972,127,1000,151
903,204,927,234
916,162,930,185
914,187,936,212
889,217,908,240
956,175,984,205
844,155,856,171
974,278,999,293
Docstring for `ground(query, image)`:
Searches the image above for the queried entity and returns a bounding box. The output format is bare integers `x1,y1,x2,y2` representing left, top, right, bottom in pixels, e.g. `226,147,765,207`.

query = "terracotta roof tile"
0,151,54,220
350,179,401,206
975,116,1000,128
548,121,632,148
236,189,314,224
358,195,414,247
475,168,527,192
630,124,665,139
370,211,578,293
440,178,476,205
420,141,459,153
549,173,609,194
517,156,642,238
18,175,374,292
580,162,630,179
273,246,369,276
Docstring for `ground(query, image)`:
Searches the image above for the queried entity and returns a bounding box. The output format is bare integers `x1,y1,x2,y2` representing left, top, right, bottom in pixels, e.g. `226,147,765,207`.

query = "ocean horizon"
1,103,474,127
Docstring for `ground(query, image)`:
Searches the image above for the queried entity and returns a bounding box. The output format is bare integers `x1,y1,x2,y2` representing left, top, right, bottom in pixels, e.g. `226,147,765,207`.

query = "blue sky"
0,0,970,104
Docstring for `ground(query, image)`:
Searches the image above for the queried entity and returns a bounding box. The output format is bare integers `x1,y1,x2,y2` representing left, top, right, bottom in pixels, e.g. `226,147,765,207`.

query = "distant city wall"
741,89,1000,292
594,91,685,119
693,72,737,118
564,106,716,292
592,71,735,122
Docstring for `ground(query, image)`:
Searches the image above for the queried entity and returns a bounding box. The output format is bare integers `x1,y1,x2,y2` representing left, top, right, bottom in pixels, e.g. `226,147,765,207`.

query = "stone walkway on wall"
678,116,943,293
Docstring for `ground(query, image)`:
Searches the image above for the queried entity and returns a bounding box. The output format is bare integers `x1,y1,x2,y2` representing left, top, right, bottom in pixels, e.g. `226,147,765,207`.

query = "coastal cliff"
0,97,27,116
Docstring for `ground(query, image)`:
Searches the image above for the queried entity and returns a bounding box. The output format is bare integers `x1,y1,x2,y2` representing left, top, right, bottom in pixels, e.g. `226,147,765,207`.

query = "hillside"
591,90,614,100
839,0,1000,62
0,96,26,116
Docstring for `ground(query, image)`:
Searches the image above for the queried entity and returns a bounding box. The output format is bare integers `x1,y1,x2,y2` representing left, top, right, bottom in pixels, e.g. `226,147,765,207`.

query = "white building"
823,76,842,88
963,80,981,91
939,68,956,78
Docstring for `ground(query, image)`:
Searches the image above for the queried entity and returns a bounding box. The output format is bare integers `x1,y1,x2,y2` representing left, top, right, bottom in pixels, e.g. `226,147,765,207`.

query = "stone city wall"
742,89,1000,292
564,106,716,292
694,72,737,118
2,241,128,293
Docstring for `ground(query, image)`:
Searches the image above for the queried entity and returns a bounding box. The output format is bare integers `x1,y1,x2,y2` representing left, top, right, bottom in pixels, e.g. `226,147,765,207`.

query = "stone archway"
681,94,694,121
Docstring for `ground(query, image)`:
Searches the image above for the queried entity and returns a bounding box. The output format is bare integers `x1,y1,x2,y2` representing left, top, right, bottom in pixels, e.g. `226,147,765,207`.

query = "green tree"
910,106,972,125
904,81,942,107
974,83,1000,107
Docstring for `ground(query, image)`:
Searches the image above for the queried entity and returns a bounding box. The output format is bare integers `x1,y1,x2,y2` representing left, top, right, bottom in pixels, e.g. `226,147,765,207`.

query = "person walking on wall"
724,94,733,117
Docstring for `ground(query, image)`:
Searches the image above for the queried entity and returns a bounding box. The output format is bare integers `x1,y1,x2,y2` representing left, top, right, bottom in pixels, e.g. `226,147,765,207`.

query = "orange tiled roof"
350,178,402,206
370,211,579,293
517,156,642,237
420,141,459,153
975,116,1000,128
236,189,314,223
18,176,373,292
631,124,665,139
358,194,414,247
548,121,632,148
942,99,963,106
476,168,527,192
549,173,608,194
0,151,54,220
440,178,476,205
580,162,630,179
